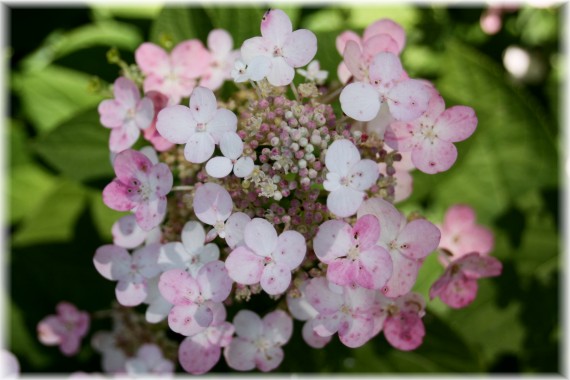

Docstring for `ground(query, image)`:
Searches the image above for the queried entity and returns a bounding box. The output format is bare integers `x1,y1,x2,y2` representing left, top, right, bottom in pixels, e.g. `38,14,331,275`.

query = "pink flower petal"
353,214,381,250
327,259,359,286
286,281,317,321
189,87,217,124
109,122,140,153
255,346,284,372
224,212,251,249
443,204,476,232
358,245,393,290
168,303,213,336
206,156,233,178
261,9,292,45
313,313,343,337
348,158,379,191
181,221,206,253
207,321,234,347
135,97,154,130
313,220,353,263
233,309,263,340
113,149,153,183
171,40,211,79
260,262,292,295
384,312,425,351
115,280,147,307
358,198,405,243
369,52,404,86
244,218,278,257
225,247,264,285
103,179,136,212
342,41,366,81
113,77,140,108
382,252,420,298
148,163,173,197
384,121,416,152
302,319,332,348
184,132,215,163
132,243,161,278
335,30,361,54
327,186,365,218
135,43,170,76
457,253,503,279
156,105,196,144
193,183,233,225
363,34,400,57
325,139,361,177
364,19,406,53
305,277,343,315
396,219,441,260
98,99,126,128
263,310,293,345
273,230,306,270
93,244,130,281
339,82,380,122
207,109,238,143
338,313,375,348
224,337,257,371
179,334,220,375
158,269,200,306
435,106,477,142
282,29,317,68
412,137,458,174
241,36,271,63
197,261,233,302
267,56,295,86
208,29,233,55
387,79,432,122
134,197,167,231
112,214,147,249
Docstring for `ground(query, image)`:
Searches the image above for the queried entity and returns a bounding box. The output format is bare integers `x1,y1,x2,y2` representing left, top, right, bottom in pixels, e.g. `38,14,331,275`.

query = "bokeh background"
5,3,562,374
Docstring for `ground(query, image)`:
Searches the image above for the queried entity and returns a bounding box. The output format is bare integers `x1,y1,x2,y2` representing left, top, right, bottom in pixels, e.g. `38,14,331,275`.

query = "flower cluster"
36,8,502,375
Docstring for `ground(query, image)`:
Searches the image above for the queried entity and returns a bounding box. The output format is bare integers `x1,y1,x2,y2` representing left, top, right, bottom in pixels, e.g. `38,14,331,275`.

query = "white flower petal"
206,156,233,178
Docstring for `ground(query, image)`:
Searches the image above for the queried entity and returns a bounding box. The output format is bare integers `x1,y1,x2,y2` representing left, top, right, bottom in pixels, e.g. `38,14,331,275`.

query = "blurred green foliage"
6,4,561,374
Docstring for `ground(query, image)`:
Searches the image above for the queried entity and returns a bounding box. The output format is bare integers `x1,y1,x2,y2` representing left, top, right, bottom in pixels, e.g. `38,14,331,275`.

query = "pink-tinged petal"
435,106,477,142
327,186,365,218
225,247,264,285
113,77,140,108
172,40,211,79
134,197,167,231
113,149,153,183
382,252,420,298
37,316,63,345
443,204,476,232
225,212,251,249
233,309,263,339
353,214,381,250
103,179,136,212
189,87,217,123
412,138,458,174
336,30,361,55
98,99,126,128
387,79,432,122
393,169,413,203
208,29,233,55
457,253,502,279
207,109,238,143
418,91,446,123
115,280,147,306
60,337,81,356
181,221,206,253
169,303,213,336
396,219,441,260
146,295,172,324
325,139,361,176
313,220,353,263
429,269,452,300
358,245,393,290
337,62,353,84
241,36,271,63
224,337,257,371
342,41,366,81
260,262,292,295
193,183,233,225
207,321,234,347
219,132,243,160
267,56,295,87
132,243,161,278
206,156,233,178
338,313,375,348
135,97,154,130
369,52,404,86
305,277,343,315
157,242,189,271
234,156,254,178
396,292,426,314
302,319,332,348
109,122,140,153
384,121,417,152
384,312,425,351
273,230,306,270
184,132,215,163
197,261,233,302
246,55,272,81
313,313,343,337
451,225,495,257
363,34,399,58
263,310,293,345
433,269,479,308
282,29,317,68
156,105,196,144
244,218,278,257
364,19,406,53
340,82,380,122
261,9,292,45
255,346,284,372
135,43,170,76
348,159,379,191
357,198,405,244
93,244,130,281
148,163,173,197
286,282,318,321
158,269,200,305
179,334,220,375
112,214,147,249
327,258,358,286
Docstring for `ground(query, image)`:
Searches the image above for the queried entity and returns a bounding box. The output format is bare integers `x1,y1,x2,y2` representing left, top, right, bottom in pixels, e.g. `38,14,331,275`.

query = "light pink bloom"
225,218,306,295
297,60,328,84
125,344,174,376
340,52,431,123
135,40,211,105
37,302,90,356
223,212,251,249
438,204,494,259
0,350,19,378
430,252,502,308
304,277,379,348
158,262,232,336
385,91,477,174
91,331,128,374
224,309,292,372
323,139,379,218
358,198,441,298
179,303,234,375
142,91,175,152
98,77,154,153
112,214,158,249
192,183,234,240
200,29,239,91
206,132,254,178
241,9,317,86
378,292,426,351
103,149,173,231
313,215,392,289
156,87,237,163
93,244,161,306
231,58,271,83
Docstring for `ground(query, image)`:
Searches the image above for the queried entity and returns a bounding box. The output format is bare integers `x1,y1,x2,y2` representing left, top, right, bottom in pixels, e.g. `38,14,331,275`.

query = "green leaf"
8,165,57,225
302,8,345,33
313,31,341,77
12,180,87,247
149,7,213,46
88,189,127,241
12,65,105,133
205,7,265,47
7,119,32,168
34,108,114,182
347,5,420,31
91,4,162,20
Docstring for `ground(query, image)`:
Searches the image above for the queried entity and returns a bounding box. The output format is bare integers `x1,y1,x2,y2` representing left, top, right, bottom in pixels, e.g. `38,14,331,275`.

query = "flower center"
254,337,271,350
196,123,207,132
347,245,360,260
420,123,438,142
273,46,283,57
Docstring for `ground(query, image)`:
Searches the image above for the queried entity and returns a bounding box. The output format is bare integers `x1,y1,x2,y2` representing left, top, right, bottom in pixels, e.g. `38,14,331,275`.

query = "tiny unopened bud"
270,137,280,146
273,191,283,201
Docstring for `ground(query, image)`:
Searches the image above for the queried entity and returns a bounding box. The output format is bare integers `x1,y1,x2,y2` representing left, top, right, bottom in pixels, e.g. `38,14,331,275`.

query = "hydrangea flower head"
385,91,478,173
224,309,293,372
135,40,211,105
225,218,306,295
156,86,238,163
37,302,90,356
241,9,317,86
98,77,154,153
103,149,173,231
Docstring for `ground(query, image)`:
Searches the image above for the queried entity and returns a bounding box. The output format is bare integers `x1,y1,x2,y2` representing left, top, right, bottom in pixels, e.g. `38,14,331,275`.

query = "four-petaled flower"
125,344,175,376
37,302,90,356
206,132,255,178
200,29,240,91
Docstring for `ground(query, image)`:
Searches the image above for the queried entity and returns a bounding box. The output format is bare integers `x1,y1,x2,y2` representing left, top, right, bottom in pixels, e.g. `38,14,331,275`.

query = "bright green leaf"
8,119,32,168
149,7,213,46
347,5,420,31
8,164,57,225
205,7,265,47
